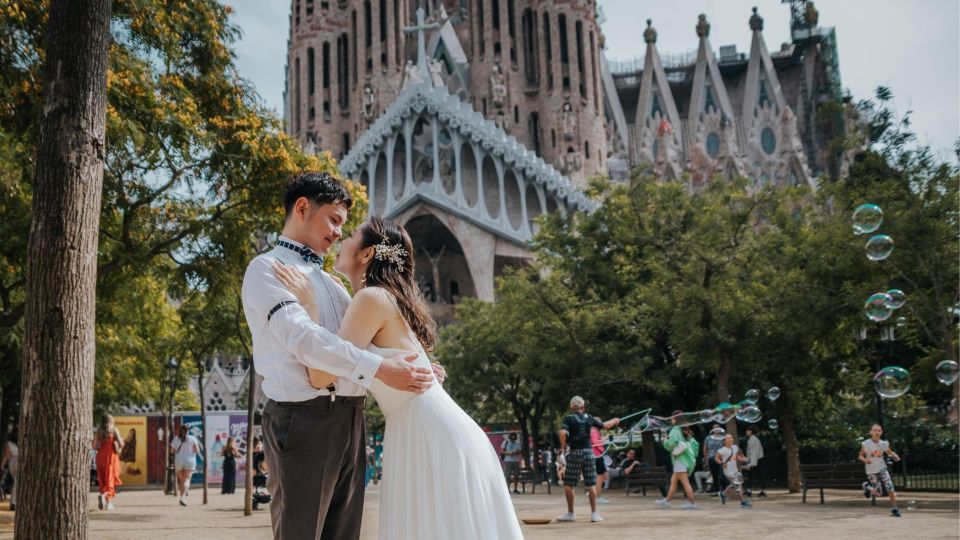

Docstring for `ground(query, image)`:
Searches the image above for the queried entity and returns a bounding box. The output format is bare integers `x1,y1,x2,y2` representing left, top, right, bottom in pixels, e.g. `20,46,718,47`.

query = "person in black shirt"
557,396,619,523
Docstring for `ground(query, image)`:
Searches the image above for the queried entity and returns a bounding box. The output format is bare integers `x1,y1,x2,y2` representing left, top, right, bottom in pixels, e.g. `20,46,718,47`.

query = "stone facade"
285,0,608,188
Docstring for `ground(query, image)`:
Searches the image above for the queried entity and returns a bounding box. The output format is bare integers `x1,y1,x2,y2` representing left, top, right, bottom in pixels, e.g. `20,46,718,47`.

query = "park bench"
624,466,669,496
514,467,551,494
800,463,877,504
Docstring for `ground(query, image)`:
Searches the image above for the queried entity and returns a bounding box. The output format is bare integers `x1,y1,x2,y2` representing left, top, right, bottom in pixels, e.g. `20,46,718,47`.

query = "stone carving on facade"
562,102,576,140
561,149,583,172
304,132,317,156
428,58,445,88
403,60,424,90
696,13,710,38
362,84,377,120
749,7,764,31
490,63,507,108
804,2,819,26
643,19,657,44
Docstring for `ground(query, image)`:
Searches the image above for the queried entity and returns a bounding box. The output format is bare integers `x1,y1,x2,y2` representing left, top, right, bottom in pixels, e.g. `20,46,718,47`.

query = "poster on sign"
114,416,147,485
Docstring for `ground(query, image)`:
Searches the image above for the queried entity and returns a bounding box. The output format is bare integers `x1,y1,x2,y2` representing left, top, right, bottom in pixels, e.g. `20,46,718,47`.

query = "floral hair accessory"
374,241,408,267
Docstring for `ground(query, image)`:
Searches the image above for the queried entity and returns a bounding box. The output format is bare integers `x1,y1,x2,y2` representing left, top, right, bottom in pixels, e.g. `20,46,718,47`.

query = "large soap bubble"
935,360,959,385
865,293,895,322
885,289,906,309
852,204,883,235
744,389,759,403
736,404,762,423
873,366,910,398
708,426,727,441
767,386,781,402
865,234,895,261
699,409,715,423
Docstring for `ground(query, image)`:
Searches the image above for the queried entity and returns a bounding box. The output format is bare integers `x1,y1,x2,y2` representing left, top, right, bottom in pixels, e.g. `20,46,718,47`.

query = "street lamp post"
164,358,179,495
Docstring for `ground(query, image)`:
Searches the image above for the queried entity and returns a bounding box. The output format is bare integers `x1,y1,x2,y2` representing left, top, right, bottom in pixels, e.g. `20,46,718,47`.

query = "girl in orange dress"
94,415,124,510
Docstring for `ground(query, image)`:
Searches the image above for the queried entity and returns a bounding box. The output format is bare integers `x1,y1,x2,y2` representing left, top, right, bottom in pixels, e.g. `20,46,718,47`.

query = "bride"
273,216,524,540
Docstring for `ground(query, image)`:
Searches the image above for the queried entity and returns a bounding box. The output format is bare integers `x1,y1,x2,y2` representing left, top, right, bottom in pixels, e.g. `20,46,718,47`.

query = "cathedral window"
477,0,485,57
706,132,720,158
338,34,349,109
528,112,541,155
307,47,315,95
522,9,538,86
507,0,517,65
364,1,372,49
584,140,589,159
551,129,556,148
322,42,330,89
761,127,776,155
575,20,586,99
543,13,553,90
351,11,358,86
558,14,569,65
306,0,313,16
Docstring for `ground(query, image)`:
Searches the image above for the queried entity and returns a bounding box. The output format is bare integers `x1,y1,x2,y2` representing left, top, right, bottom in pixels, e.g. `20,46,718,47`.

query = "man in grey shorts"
242,172,444,539
557,396,619,523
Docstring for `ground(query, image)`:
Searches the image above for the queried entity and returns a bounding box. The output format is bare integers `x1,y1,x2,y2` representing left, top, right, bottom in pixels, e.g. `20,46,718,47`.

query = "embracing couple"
241,172,523,540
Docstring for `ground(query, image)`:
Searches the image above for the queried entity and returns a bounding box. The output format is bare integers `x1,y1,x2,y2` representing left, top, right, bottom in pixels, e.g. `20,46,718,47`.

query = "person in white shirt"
169,425,200,506
744,427,767,497
714,434,751,508
858,423,901,517
241,172,442,540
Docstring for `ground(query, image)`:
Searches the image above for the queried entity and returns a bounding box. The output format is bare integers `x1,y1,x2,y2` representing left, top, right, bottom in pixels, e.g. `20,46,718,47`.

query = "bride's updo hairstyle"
359,216,438,350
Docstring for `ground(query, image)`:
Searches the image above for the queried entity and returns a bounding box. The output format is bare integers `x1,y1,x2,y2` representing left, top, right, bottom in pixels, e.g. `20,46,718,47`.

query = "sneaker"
891,508,901,517
740,500,752,508
863,482,872,499
557,512,576,522
758,491,767,497
655,498,671,508
680,502,699,510
179,496,187,507
106,502,115,511
98,494,105,510
597,496,610,505
719,491,727,505
590,512,604,522
513,489,520,494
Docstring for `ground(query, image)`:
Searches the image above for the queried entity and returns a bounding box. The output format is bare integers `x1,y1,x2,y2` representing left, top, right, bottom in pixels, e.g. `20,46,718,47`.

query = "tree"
16,0,111,537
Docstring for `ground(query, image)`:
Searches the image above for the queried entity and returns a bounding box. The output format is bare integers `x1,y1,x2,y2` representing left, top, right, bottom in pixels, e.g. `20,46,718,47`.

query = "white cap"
570,396,585,408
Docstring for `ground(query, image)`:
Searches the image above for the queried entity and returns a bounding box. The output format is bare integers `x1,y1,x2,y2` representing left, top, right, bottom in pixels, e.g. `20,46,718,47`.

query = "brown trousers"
263,395,366,540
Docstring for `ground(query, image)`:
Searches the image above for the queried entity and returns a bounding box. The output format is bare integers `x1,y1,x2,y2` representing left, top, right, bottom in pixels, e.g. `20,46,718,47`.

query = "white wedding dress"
367,342,524,540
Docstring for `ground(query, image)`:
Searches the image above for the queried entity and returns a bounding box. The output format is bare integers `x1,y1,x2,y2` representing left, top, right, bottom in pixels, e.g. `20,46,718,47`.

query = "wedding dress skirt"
367,344,524,540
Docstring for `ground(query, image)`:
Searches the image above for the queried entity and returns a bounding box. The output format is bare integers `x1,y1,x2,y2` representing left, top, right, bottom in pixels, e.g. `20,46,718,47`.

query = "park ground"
0,485,956,539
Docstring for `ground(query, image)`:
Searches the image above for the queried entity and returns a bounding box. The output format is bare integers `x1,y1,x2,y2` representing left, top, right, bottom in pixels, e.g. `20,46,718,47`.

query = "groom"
242,172,441,539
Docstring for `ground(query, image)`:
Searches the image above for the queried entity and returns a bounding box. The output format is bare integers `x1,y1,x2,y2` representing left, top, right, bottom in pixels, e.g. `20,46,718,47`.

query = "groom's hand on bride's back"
376,354,434,393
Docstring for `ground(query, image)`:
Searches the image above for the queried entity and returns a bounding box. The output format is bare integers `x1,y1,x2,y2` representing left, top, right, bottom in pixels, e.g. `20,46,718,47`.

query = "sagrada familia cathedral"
181,1,849,413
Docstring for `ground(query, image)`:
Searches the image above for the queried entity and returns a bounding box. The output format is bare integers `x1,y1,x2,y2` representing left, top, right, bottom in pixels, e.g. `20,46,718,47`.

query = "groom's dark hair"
284,171,354,218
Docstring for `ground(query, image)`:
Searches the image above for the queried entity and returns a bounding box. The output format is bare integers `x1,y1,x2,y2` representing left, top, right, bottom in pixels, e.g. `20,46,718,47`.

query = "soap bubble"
736,405,762,423
768,418,779,430
732,472,744,486
885,289,906,309
744,389,759,403
699,409,715,423
709,426,727,441
935,360,959,385
906,500,917,511
767,386,781,402
873,366,910,398
852,204,883,235
865,293,895,322
895,316,907,328
865,234,895,261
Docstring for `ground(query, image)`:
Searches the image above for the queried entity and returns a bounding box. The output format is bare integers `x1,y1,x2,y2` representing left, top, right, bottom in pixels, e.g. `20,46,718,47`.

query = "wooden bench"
800,463,877,504
624,466,669,496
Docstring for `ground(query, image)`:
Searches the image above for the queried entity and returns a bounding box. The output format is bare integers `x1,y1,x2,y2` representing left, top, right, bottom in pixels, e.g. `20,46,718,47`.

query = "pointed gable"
632,19,684,179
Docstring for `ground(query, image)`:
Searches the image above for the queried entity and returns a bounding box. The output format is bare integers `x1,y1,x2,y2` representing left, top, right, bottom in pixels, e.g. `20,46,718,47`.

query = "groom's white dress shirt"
241,236,381,402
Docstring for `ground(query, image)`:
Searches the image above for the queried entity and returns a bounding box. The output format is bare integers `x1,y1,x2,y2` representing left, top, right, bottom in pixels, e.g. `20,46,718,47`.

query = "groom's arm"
243,257,382,387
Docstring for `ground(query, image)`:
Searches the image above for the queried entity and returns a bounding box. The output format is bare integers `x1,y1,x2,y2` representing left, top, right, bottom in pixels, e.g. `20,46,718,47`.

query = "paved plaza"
0,485,956,539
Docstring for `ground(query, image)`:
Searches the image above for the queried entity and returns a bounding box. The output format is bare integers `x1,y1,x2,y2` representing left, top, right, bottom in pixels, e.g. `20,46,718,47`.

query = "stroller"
251,452,271,510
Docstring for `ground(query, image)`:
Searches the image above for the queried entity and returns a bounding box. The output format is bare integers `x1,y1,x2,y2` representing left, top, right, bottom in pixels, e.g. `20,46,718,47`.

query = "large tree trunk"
782,414,802,492
717,355,738,439
16,0,111,537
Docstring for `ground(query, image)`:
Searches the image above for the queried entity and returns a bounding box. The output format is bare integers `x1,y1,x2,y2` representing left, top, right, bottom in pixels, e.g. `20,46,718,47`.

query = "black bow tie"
276,239,323,265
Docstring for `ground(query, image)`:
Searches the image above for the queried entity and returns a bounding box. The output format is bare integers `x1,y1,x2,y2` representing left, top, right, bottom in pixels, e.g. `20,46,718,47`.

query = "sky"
226,0,959,159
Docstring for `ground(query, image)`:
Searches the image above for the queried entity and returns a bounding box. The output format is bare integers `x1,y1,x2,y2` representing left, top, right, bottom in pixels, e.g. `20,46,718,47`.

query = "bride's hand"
272,261,319,322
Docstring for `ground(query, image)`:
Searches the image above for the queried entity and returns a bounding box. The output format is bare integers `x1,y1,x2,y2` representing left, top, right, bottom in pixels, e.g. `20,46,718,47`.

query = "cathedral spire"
403,8,439,82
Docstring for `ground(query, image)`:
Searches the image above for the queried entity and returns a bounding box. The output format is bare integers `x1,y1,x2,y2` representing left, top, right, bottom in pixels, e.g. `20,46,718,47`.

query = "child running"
715,434,751,508
859,423,901,517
